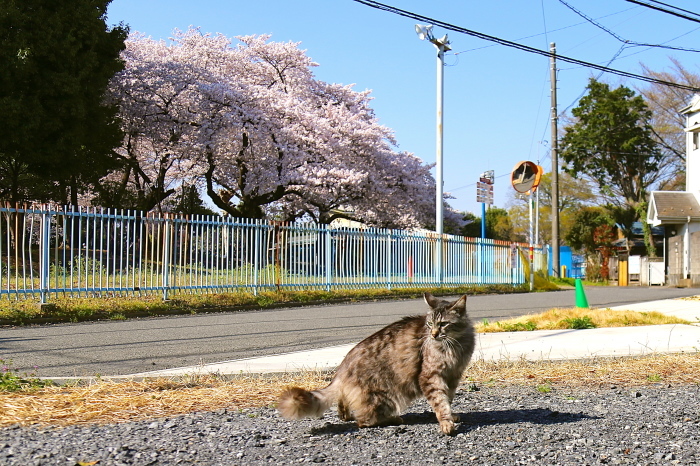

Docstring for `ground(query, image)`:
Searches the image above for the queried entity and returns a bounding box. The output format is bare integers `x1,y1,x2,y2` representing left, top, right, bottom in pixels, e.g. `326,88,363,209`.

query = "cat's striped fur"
278,292,475,435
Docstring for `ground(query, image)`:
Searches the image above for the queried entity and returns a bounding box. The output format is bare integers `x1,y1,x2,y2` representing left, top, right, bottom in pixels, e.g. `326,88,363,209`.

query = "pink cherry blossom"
105,28,458,229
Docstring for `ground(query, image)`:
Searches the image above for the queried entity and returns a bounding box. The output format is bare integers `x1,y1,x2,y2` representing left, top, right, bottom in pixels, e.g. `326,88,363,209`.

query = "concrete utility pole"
415,24,450,284
550,42,560,278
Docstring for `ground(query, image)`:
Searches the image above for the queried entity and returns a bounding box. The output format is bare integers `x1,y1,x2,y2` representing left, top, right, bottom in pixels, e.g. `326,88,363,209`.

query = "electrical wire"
527,0,550,162
448,171,511,193
351,0,700,92
624,0,700,23
452,7,636,55
559,0,700,53
645,0,700,18
606,26,700,60
560,44,628,114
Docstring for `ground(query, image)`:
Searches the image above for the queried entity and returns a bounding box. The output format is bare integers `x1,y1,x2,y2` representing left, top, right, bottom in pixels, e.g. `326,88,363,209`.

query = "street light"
416,24,450,283
415,24,450,237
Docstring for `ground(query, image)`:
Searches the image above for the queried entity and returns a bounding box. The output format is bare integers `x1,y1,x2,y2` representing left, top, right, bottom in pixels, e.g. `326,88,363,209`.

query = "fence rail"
0,205,547,302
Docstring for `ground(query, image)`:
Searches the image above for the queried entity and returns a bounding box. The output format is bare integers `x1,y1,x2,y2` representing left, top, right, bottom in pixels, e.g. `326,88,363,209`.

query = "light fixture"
415,24,433,41
415,24,450,50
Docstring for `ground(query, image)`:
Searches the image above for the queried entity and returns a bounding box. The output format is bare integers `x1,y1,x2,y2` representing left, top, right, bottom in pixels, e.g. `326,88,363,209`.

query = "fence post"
477,238,483,285
39,206,51,305
386,229,392,290
253,219,260,296
435,235,443,286
324,225,332,292
162,213,172,301
274,222,282,292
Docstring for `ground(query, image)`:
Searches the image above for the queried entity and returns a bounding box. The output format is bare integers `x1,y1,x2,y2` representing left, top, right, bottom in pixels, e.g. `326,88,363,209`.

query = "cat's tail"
278,384,337,420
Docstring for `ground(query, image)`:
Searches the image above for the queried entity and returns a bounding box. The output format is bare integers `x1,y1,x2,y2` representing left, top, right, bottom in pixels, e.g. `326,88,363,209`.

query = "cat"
278,292,476,435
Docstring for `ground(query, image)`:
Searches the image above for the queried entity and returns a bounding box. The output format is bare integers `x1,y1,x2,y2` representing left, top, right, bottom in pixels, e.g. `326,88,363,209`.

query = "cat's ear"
424,291,440,309
448,295,468,316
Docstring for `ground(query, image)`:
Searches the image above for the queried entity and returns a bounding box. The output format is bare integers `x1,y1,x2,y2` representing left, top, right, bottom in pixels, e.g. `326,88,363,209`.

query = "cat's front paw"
439,419,456,435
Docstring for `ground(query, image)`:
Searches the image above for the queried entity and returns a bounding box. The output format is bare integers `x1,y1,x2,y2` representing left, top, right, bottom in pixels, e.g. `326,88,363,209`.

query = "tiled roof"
649,191,700,223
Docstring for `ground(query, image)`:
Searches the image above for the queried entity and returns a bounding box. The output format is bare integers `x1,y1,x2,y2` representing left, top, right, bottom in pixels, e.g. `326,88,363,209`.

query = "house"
608,222,665,285
647,95,700,286
611,222,665,257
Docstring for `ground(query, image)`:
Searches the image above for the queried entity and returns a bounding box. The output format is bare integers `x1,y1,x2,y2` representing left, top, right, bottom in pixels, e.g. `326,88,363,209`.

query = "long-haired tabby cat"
278,292,475,435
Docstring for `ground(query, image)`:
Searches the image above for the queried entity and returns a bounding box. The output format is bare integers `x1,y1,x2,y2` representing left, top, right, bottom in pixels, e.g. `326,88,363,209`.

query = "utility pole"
550,42,560,278
529,191,534,291
415,24,450,284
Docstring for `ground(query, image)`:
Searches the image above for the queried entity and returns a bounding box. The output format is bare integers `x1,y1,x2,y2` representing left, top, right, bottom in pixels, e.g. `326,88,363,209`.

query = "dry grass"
476,307,690,333
466,353,700,387
2,353,700,428
0,371,330,428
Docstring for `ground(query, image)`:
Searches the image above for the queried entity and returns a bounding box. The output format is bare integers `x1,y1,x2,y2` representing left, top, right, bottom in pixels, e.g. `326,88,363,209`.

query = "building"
647,94,700,286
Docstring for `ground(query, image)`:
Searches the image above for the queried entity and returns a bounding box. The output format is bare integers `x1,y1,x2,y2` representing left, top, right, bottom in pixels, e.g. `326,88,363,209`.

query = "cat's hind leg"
337,398,355,422
353,400,403,428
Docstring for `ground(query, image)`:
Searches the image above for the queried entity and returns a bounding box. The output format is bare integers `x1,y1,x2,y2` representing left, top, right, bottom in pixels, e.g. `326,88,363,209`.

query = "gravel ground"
1,384,699,465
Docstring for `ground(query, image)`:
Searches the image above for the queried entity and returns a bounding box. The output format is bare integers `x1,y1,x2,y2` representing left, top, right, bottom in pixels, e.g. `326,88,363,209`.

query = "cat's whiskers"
448,335,464,351
440,335,464,356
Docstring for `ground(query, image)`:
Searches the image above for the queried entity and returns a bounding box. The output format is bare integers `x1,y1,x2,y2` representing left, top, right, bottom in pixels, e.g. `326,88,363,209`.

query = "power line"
559,0,700,53
559,45,629,114
453,7,636,55
646,0,700,18
559,0,627,44
599,25,700,63
624,0,700,23
448,171,510,193
351,0,700,92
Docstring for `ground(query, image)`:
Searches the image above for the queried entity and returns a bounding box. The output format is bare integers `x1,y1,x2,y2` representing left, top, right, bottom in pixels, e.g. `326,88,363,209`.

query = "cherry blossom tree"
100,32,209,210
105,28,445,229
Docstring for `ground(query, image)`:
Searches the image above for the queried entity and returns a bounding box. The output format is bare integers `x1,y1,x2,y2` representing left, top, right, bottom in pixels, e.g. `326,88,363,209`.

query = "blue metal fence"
0,204,546,302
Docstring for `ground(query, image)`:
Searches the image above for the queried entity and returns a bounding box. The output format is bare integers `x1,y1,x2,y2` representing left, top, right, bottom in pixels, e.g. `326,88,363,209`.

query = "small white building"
647,94,700,286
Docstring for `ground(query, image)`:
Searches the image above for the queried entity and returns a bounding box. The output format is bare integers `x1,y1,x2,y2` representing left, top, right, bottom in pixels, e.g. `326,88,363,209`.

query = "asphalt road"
1,286,697,378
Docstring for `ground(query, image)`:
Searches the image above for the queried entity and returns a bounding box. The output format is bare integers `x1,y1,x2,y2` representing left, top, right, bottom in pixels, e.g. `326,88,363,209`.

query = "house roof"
680,94,700,115
629,221,665,237
647,191,700,226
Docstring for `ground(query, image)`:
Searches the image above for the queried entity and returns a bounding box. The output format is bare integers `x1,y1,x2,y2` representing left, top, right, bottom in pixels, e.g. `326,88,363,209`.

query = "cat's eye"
426,321,433,327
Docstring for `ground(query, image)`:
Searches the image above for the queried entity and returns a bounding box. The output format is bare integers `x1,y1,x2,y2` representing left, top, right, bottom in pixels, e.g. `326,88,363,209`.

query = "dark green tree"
485,207,514,241
560,79,663,214
458,212,481,238
457,208,514,241
0,0,127,205
565,206,614,256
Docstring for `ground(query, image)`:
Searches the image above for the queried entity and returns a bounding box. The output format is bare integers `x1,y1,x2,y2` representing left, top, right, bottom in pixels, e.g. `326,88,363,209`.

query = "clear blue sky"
106,0,700,215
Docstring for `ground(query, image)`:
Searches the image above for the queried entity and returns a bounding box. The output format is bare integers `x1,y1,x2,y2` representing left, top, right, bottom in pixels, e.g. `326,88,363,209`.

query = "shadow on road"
308,407,598,436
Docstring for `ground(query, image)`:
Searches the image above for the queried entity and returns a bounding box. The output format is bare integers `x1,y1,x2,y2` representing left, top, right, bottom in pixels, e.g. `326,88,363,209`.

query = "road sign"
480,170,494,185
476,181,493,204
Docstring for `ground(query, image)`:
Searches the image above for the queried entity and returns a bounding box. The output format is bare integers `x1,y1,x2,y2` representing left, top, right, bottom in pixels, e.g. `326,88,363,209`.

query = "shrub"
0,360,53,392
561,315,596,329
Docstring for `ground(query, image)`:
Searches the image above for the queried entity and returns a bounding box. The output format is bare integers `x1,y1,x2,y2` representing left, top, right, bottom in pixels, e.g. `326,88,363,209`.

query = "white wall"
685,99,700,193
